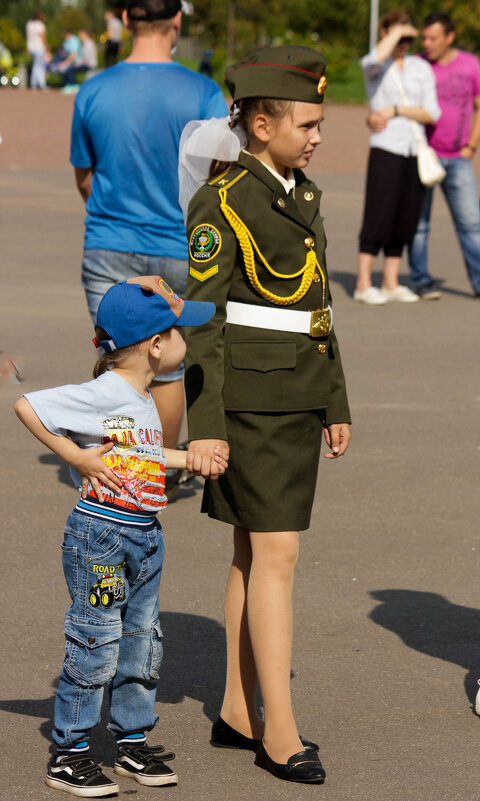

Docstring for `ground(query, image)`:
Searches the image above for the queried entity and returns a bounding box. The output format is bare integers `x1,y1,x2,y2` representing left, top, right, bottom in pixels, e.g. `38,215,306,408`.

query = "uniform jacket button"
317,344,326,354
304,236,315,248
277,198,286,208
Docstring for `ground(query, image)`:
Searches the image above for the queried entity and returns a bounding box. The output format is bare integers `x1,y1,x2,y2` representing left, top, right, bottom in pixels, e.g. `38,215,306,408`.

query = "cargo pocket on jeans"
64,616,122,687
143,621,163,680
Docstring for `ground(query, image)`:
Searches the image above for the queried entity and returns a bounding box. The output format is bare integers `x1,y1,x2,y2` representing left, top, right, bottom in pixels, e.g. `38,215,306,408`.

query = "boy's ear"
149,334,163,356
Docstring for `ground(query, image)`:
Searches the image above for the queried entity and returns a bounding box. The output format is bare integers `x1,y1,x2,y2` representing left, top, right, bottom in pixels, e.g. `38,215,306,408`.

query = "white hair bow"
178,116,247,221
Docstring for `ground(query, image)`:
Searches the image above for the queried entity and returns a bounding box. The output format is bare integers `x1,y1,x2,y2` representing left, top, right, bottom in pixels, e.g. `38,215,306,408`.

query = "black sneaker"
114,743,177,786
415,282,441,300
46,754,119,797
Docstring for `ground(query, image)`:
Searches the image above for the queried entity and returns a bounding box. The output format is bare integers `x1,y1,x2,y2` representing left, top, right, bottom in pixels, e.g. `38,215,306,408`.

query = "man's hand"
74,442,123,502
187,439,229,480
459,145,476,159
323,423,351,459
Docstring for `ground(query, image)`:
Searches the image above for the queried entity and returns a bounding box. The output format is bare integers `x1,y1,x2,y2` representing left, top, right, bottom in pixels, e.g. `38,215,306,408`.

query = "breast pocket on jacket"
224,340,297,411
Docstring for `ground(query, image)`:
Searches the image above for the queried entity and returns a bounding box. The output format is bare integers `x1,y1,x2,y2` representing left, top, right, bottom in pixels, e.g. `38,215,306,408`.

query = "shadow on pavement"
156,611,226,720
0,612,226,760
369,589,480,708
330,269,414,296
38,453,72,489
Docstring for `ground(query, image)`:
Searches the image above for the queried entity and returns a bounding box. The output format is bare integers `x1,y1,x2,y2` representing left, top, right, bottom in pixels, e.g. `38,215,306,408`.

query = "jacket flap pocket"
230,341,296,372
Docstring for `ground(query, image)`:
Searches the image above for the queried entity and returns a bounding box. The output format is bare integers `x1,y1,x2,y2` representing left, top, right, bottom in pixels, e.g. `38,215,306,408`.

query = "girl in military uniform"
181,45,351,784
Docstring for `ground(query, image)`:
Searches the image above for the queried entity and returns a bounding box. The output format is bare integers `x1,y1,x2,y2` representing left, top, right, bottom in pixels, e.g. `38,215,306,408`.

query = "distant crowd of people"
25,9,121,91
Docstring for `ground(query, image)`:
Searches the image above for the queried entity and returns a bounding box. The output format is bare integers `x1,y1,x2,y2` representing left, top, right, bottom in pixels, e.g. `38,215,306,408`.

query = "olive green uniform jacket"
184,151,350,442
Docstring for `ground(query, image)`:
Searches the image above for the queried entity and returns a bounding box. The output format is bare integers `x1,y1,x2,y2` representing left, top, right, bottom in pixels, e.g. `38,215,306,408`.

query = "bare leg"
149,379,184,449
381,256,401,290
220,527,263,738
248,530,303,763
356,252,377,291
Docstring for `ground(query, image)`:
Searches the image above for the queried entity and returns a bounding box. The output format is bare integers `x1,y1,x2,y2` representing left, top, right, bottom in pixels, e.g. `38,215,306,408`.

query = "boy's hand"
323,423,351,459
187,439,229,480
73,442,123,502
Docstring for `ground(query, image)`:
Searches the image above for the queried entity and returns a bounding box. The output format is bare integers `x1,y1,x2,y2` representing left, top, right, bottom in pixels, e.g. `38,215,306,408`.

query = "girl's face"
260,101,324,175
154,327,186,375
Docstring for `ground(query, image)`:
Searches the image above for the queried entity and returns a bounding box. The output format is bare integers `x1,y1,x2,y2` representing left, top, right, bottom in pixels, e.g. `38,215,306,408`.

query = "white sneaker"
380,285,419,303
353,287,388,305
475,679,480,715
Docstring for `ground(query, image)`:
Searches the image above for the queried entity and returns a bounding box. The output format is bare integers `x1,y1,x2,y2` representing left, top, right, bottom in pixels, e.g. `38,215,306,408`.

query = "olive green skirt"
202,410,324,532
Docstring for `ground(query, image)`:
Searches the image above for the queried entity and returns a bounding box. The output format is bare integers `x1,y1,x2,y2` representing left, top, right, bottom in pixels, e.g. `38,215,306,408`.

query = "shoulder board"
208,166,248,190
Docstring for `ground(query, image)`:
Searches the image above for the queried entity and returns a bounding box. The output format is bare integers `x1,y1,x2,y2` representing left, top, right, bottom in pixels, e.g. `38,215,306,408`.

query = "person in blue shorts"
70,0,227,476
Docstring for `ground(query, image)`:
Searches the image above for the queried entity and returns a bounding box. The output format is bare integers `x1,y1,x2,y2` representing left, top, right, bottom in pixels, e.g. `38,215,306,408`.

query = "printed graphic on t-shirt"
88,414,166,511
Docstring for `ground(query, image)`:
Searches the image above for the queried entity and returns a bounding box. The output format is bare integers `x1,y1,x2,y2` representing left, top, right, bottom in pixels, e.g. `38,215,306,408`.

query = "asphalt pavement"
1,92,479,801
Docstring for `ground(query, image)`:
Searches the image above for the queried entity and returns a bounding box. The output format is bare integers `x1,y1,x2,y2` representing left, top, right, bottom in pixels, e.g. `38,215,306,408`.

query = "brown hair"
129,16,173,35
379,8,411,32
209,97,294,181
92,326,173,378
93,327,140,378
423,12,455,34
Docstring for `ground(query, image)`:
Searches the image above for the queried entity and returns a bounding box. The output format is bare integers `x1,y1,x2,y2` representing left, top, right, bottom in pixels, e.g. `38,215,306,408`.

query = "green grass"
326,61,367,104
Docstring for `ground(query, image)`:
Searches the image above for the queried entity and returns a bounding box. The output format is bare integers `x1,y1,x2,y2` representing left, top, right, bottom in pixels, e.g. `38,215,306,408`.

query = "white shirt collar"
243,150,296,194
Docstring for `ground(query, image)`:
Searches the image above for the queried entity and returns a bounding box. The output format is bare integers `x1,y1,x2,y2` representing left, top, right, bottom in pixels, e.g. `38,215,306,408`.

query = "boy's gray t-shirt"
25,370,167,512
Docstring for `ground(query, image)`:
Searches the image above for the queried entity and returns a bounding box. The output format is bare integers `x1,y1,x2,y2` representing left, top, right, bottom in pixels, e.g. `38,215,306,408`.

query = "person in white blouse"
355,9,441,304
26,10,50,90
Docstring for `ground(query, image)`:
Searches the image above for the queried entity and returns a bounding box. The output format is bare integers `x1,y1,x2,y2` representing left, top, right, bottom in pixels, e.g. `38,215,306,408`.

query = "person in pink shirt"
409,13,480,298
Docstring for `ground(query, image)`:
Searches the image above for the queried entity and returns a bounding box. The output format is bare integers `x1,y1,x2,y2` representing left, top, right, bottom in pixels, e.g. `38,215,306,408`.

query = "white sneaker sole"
114,763,178,786
380,290,419,303
45,776,119,796
475,681,480,715
353,291,387,305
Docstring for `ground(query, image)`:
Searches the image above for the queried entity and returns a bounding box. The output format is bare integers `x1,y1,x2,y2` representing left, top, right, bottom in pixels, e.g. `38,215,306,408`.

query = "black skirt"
202,410,324,532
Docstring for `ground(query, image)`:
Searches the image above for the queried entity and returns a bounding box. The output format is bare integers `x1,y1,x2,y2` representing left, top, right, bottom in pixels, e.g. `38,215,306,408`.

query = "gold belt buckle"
309,307,332,337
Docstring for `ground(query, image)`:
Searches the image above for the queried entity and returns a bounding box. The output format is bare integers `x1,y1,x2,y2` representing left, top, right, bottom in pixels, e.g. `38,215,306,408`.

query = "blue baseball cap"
95,275,215,352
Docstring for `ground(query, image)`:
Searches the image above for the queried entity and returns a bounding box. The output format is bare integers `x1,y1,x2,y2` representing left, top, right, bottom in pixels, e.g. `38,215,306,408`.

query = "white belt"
225,301,333,337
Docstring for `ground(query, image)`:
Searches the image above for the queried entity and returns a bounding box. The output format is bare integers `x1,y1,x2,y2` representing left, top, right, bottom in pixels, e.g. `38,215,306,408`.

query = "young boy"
14,276,224,796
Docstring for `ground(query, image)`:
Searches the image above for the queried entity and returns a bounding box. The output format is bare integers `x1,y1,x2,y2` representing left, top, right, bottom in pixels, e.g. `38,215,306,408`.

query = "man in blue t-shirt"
70,0,227,480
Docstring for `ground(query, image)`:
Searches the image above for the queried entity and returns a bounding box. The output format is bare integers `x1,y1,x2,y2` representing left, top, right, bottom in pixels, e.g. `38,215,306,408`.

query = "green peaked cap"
225,45,327,104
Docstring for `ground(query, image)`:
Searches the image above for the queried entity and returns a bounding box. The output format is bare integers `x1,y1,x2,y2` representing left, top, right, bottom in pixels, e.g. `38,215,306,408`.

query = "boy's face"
154,327,186,375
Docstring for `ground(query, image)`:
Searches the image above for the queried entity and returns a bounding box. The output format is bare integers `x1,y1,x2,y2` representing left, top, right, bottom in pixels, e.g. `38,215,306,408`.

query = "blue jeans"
82,249,188,381
408,157,480,293
52,510,165,748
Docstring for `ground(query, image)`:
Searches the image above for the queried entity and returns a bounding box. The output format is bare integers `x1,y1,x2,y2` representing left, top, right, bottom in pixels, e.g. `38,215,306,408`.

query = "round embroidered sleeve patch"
189,224,222,262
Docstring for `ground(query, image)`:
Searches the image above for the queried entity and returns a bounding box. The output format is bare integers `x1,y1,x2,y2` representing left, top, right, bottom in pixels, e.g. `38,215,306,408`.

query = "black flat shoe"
254,740,326,784
210,717,319,753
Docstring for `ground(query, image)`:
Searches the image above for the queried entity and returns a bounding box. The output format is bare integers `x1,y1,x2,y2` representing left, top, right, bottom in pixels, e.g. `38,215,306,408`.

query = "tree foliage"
187,0,480,70
0,0,478,78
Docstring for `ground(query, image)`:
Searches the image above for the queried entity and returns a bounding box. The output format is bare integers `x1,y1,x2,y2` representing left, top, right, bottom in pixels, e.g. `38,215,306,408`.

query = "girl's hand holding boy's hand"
74,442,123,502
323,423,351,459
187,439,229,481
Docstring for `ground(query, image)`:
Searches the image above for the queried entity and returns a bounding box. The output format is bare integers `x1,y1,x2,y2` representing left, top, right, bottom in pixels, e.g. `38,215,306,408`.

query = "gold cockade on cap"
317,76,327,95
